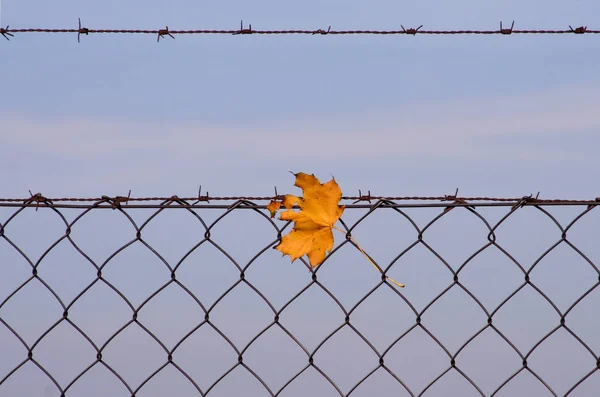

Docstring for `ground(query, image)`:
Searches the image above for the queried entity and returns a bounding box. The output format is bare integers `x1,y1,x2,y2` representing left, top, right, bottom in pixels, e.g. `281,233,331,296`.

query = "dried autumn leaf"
275,172,345,267
267,200,281,218
274,172,405,288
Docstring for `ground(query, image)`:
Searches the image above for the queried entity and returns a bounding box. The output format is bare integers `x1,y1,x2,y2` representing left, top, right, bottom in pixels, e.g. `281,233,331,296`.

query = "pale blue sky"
1,0,600,198
0,1,599,396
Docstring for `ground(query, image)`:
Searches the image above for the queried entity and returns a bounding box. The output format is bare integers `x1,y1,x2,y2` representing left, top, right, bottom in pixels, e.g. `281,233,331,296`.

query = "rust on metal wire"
77,18,89,42
500,20,515,35
1,21,599,41
272,186,284,201
0,192,599,209
401,24,423,35
100,190,131,209
0,25,14,40
570,25,587,34
157,26,175,42
192,185,210,205
23,191,51,211
353,190,373,204
313,25,332,35
232,20,252,35
442,189,474,212
512,192,541,210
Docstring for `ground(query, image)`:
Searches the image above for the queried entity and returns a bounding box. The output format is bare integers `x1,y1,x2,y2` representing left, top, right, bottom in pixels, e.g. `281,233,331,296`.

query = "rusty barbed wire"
0,20,597,41
0,193,599,207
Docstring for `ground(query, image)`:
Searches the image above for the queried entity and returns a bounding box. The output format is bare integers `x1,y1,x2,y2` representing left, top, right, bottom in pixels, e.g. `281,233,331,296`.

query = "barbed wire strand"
0,193,599,203
0,20,597,41
0,193,599,210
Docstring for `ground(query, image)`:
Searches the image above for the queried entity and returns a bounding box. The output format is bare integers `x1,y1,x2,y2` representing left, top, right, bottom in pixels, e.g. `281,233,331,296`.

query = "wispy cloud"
2,82,599,163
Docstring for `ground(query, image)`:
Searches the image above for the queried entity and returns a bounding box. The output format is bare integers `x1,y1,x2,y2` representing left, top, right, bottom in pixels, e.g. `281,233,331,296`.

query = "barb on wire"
401,24,423,35
24,191,51,211
273,186,283,201
569,25,587,34
512,192,541,210
500,20,515,35
157,25,175,42
233,20,252,35
101,190,131,209
192,185,210,205
77,18,89,43
442,188,474,212
442,188,460,202
0,25,14,40
353,190,373,204
313,25,331,35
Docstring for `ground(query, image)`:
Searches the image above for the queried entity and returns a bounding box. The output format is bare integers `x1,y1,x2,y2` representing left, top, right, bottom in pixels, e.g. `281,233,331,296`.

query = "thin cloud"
2,82,599,162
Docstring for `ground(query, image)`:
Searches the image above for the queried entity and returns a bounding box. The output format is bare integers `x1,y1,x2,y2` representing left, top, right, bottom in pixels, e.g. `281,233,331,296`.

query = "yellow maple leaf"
274,172,405,287
275,173,345,267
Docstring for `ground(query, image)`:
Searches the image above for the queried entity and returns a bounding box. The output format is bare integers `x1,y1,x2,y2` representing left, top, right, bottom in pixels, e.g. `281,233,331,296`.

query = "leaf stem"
332,226,405,288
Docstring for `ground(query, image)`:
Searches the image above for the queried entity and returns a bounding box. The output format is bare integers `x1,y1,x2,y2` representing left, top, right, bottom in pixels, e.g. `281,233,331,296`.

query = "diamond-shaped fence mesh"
0,195,599,397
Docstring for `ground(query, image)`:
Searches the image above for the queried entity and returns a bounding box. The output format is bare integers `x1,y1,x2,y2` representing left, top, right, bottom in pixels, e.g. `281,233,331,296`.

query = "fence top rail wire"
0,194,599,209
0,20,597,41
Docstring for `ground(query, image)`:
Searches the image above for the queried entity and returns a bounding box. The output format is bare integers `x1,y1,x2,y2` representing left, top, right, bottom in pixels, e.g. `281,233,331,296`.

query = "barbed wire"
0,191,599,210
0,20,597,42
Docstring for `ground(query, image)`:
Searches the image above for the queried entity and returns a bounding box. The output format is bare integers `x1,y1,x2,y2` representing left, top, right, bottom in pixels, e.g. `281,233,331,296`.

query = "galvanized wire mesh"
0,196,599,396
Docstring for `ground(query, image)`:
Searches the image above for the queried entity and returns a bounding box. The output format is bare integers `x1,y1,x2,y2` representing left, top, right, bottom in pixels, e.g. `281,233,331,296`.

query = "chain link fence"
0,196,599,396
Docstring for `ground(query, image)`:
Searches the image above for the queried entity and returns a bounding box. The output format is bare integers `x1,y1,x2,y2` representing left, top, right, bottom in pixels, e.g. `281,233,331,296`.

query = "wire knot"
193,185,210,204
313,26,331,35
513,193,540,209
442,189,473,211
78,18,89,43
401,25,423,35
113,196,130,208
353,190,372,204
272,186,284,201
196,195,210,202
102,190,131,209
26,192,47,204
158,26,175,42
453,197,471,206
442,189,460,202
25,191,51,211
1,25,14,41
500,21,515,35
233,20,253,35
569,25,587,34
